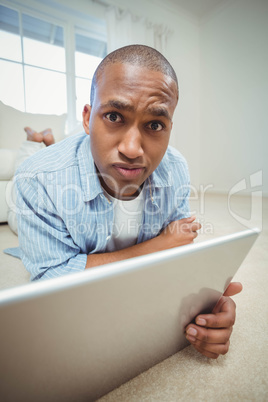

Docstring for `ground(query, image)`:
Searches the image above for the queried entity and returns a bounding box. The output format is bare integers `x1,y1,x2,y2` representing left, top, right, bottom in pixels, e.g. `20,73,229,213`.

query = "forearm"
86,235,164,269
86,216,201,269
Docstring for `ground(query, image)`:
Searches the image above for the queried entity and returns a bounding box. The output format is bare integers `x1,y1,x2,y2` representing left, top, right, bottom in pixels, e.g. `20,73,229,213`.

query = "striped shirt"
12,132,191,281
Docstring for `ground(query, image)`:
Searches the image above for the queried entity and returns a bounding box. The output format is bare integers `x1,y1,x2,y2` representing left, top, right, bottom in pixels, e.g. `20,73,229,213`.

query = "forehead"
94,63,178,114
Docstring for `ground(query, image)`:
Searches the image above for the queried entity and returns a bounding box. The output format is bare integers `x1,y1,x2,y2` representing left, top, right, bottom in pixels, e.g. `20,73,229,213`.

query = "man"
14,45,241,359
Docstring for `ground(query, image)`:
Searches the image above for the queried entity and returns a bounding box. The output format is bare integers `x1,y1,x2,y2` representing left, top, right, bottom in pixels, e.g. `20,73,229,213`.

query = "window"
0,5,24,111
0,3,107,131
75,31,105,121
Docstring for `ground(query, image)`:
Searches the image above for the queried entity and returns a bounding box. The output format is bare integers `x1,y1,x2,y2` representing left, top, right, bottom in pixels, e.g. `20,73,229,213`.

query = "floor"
98,193,268,401
0,193,267,401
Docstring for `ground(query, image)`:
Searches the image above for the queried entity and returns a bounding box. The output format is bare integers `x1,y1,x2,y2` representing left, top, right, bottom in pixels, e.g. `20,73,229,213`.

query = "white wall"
199,0,268,195
165,11,200,190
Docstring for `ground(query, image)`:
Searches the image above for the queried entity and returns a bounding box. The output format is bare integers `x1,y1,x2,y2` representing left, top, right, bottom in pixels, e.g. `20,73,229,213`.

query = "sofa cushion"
0,101,67,149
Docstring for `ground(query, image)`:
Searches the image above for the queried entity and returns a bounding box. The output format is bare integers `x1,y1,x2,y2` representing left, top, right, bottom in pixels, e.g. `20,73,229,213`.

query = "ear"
82,104,91,135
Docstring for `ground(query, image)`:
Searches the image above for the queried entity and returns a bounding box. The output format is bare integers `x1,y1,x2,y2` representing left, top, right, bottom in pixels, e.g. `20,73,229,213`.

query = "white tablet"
0,228,259,401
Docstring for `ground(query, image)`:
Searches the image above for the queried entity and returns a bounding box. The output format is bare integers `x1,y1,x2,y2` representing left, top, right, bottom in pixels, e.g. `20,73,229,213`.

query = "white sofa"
0,101,67,223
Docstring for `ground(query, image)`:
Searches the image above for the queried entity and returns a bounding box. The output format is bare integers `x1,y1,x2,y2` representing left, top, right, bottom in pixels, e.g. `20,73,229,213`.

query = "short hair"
90,44,178,106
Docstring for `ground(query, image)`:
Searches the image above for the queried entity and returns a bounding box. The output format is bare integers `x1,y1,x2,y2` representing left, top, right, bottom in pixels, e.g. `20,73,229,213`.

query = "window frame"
0,0,107,132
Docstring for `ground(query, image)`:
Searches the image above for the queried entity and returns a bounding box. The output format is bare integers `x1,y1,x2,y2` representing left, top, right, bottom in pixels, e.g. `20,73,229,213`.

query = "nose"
117,127,144,160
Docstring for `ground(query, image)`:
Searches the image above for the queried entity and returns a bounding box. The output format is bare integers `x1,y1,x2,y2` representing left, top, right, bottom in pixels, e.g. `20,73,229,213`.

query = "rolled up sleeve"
15,172,87,281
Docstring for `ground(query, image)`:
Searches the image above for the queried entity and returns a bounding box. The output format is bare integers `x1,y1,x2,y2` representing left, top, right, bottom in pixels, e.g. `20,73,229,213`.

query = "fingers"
177,217,202,234
185,323,232,358
185,323,232,359
181,216,199,225
197,297,236,328
185,296,237,359
186,324,232,345
223,282,243,297
183,219,201,242
162,217,202,248
189,222,202,232
190,341,230,359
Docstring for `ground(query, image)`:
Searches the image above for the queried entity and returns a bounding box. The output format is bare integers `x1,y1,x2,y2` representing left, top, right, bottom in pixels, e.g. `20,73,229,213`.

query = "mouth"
113,164,145,179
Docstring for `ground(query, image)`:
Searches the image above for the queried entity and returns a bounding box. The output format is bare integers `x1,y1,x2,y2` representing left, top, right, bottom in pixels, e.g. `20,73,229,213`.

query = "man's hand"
159,216,202,248
185,282,243,359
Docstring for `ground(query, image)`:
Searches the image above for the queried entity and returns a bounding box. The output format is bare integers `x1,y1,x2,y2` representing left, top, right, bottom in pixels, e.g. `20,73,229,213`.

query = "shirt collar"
150,149,173,188
78,134,103,202
78,135,172,202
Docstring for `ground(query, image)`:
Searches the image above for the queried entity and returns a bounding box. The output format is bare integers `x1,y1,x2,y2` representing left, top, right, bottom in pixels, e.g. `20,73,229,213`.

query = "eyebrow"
101,100,135,112
100,100,172,121
147,106,171,121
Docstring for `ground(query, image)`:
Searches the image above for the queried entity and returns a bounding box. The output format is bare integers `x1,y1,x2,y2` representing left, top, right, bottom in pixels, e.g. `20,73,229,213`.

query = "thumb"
186,216,196,223
223,282,243,297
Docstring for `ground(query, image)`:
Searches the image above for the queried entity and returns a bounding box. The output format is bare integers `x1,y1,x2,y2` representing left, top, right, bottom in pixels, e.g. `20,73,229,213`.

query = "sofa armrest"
0,149,18,181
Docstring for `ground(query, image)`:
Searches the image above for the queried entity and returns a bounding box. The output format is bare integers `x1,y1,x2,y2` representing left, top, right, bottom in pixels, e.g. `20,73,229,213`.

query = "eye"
105,112,123,123
147,121,164,131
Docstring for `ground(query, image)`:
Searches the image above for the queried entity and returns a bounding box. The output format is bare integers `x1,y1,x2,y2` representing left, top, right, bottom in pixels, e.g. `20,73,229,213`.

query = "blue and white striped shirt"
12,133,191,281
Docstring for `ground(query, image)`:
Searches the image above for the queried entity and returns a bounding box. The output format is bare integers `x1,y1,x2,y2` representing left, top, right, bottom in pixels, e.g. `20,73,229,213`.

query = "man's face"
83,63,178,199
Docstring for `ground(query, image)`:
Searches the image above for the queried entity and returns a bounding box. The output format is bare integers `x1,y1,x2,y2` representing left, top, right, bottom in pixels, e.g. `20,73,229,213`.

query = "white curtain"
105,6,171,54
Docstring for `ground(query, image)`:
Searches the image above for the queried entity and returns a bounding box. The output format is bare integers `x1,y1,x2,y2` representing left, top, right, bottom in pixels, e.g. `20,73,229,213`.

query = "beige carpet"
0,194,267,401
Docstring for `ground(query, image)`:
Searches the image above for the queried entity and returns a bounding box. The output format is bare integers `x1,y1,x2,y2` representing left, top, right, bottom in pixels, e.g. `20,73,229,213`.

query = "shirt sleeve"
175,179,191,220
15,172,87,281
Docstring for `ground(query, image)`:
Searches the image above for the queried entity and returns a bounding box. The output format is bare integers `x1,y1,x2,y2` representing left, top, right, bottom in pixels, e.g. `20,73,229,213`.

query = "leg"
15,127,55,169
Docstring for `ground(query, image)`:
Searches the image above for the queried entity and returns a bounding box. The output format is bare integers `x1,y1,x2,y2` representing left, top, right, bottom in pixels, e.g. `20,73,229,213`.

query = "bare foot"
24,127,43,143
41,129,55,146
